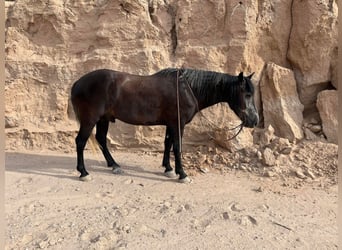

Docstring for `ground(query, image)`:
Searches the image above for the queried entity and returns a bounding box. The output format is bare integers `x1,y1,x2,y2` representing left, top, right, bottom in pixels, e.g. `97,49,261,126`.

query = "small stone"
200,167,209,173
265,171,275,177
304,169,316,179
184,204,191,210
230,203,244,212
160,229,167,237
295,169,306,179
124,225,131,234
48,239,57,246
309,125,322,133
253,186,263,192
38,240,48,249
222,212,230,220
256,151,262,159
263,147,276,166
256,125,275,146
238,215,258,226
239,165,247,171
124,179,134,185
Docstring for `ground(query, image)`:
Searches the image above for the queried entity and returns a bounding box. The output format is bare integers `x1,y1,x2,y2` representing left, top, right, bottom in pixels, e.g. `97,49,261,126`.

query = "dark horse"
71,68,259,183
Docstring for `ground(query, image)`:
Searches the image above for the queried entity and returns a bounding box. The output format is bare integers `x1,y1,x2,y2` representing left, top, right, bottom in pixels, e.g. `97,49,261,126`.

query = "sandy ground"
5,150,337,249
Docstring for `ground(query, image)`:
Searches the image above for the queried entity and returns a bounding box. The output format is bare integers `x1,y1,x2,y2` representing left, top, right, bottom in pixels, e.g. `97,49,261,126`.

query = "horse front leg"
172,126,191,183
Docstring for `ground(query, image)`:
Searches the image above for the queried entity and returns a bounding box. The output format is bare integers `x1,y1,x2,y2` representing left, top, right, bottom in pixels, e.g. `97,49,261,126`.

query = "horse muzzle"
241,109,259,128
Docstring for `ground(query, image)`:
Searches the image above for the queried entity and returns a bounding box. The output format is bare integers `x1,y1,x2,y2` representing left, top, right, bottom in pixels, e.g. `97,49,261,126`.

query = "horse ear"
238,72,244,82
248,72,255,79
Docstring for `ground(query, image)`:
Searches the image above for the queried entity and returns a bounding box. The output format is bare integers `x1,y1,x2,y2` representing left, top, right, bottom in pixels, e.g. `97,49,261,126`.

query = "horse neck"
186,73,237,111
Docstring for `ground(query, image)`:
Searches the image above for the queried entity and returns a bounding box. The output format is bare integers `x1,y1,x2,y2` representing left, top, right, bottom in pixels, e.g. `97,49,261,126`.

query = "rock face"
5,0,338,151
260,63,304,141
316,90,338,144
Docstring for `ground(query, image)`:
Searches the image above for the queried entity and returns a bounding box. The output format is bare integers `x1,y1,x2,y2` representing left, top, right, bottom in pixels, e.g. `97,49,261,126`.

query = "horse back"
71,68,197,126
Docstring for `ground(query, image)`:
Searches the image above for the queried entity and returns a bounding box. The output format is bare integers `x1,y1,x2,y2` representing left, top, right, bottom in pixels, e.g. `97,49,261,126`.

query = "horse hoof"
179,176,192,184
79,175,92,182
164,170,177,178
113,167,124,174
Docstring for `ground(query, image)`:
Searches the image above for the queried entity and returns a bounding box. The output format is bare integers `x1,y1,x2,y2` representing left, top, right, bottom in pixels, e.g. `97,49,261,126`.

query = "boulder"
287,0,338,108
316,90,337,144
213,125,253,152
260,62,304,141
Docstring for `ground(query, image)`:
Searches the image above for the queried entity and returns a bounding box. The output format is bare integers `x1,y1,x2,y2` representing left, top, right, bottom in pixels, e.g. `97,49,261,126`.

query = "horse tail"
88,133,101,158
70,89,101,159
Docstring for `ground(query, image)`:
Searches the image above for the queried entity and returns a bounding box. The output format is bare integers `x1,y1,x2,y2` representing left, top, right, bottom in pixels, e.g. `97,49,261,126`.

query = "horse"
71,68,259,183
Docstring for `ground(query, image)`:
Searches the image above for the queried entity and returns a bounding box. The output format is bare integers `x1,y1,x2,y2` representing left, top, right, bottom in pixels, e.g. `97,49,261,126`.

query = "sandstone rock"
260,62,304,141
253,125,275,146
270,137,291,154
262,147,276,167
287,0,338,108
213,124,253,152
316,90,337,144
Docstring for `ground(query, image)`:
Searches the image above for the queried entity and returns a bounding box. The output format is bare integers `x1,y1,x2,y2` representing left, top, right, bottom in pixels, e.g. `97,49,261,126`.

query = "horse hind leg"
95,119,123,174
75,123,95,181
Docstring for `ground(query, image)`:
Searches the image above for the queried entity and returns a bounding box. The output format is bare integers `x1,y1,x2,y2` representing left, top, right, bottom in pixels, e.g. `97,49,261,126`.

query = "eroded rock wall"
5,0,338,152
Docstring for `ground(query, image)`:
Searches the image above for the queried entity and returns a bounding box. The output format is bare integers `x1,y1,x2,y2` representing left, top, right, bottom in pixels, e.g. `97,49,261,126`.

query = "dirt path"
5,151,337,249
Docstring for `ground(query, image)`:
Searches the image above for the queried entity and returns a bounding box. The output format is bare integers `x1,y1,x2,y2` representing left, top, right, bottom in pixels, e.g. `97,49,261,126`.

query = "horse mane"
155,68,245,103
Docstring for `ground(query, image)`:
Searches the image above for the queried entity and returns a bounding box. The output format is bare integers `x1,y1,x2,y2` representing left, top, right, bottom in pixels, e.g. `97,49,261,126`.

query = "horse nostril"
254,120,258,127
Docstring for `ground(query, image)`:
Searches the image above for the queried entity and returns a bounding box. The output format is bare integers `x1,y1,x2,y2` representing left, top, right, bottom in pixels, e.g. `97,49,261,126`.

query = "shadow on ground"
5,152,177,183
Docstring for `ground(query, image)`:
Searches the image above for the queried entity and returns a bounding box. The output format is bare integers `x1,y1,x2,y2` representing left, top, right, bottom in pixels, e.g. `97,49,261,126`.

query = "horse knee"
76,136,87,150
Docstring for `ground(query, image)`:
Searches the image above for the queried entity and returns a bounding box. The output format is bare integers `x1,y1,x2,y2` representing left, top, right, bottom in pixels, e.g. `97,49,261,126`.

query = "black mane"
155,68,245,107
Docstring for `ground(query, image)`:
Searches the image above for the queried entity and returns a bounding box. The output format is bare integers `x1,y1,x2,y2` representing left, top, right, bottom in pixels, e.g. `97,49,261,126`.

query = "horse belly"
113,96,167,126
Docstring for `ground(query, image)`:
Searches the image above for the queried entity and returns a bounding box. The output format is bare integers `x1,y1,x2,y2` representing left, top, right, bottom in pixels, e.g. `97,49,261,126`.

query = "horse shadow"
5,152,177,183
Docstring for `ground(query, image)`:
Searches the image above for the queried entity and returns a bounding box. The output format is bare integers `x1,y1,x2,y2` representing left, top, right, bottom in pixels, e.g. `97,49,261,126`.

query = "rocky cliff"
5,0,338,152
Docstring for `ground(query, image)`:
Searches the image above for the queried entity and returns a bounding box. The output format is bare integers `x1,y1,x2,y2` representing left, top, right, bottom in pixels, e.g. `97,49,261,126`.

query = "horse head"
227,72,259,128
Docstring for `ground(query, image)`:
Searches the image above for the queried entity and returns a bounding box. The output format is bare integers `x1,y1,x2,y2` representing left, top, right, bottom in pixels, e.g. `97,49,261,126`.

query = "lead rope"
176,69,182,154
